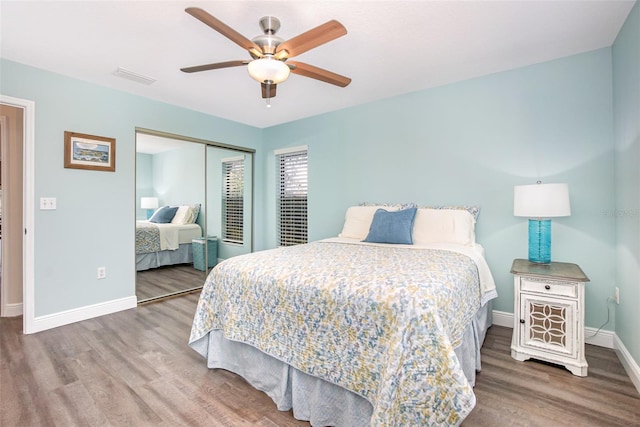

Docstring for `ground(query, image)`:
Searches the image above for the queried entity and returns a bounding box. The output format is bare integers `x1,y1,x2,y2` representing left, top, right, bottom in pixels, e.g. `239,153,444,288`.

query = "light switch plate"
40,197,57,210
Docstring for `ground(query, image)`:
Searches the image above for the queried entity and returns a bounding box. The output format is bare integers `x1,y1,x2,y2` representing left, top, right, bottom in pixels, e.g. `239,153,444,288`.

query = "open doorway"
0,103,24,317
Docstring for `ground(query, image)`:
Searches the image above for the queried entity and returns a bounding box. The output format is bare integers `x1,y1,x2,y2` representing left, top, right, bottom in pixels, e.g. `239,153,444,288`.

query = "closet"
135,129,253,303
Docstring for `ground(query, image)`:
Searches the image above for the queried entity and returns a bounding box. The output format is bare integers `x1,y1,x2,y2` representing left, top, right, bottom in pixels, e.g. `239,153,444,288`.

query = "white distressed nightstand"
510,258,590,376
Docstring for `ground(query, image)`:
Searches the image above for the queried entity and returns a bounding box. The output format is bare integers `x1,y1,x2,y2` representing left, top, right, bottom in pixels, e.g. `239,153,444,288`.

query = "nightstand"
510,259,590,376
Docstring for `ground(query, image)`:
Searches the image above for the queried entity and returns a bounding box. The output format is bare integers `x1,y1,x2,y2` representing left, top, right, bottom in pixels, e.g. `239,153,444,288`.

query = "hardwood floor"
1,294,638,426
463,326,640,426
136,264,206,303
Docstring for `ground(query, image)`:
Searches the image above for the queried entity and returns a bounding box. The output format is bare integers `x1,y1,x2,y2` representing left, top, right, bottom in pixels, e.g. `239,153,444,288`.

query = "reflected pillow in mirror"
149,206,178,224
189,204,201,224
171,205,194,225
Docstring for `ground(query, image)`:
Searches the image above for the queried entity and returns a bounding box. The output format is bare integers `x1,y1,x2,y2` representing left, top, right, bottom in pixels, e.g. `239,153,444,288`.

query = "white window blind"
276,148,308,246
222,157,244,244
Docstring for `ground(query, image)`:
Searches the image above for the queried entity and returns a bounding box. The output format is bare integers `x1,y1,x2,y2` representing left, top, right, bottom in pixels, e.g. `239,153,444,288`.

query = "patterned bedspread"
189,241,487,426
135,221,161,254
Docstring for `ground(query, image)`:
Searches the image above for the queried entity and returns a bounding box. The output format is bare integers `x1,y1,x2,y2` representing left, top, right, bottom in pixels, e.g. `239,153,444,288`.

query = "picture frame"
64,131,116,172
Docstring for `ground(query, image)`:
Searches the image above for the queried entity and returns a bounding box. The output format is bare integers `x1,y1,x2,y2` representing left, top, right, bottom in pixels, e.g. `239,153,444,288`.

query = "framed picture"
64,131,116,172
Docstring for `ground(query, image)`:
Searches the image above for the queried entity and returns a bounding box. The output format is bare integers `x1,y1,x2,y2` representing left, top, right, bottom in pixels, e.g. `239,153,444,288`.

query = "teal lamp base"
146,209,154,219
528,219,551,264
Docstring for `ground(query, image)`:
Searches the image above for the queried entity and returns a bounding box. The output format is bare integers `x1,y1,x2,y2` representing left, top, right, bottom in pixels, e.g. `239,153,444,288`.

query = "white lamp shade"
247,58,290,84
514,183,571,218
141,197,159,210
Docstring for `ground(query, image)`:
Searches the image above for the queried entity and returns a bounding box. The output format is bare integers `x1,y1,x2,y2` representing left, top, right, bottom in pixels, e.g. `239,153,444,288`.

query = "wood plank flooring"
136,264,206,303
463,326,640,426
1,293,639,426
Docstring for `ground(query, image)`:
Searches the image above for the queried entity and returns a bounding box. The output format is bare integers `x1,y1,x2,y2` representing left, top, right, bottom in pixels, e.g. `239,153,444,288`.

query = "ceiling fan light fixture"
247,57,290,84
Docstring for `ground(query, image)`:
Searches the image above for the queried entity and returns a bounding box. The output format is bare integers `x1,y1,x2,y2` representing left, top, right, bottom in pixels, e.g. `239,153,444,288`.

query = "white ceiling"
1,1,635,129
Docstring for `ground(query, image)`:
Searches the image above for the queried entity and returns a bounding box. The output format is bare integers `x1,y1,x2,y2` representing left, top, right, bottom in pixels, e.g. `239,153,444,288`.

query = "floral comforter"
135,221,161,254
189,240,495,426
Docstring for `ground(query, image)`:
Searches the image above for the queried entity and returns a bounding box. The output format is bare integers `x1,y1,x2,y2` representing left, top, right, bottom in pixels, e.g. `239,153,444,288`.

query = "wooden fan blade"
185,7,262,56
274,20,346,59
261,83,277,99
181,60,248,73
288,61,351,87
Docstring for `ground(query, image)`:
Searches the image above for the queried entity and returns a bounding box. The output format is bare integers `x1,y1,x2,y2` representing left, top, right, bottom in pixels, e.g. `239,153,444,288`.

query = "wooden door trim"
0,95,35,332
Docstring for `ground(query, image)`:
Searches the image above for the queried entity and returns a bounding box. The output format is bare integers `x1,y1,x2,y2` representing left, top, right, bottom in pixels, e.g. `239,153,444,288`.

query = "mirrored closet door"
135,130,254,303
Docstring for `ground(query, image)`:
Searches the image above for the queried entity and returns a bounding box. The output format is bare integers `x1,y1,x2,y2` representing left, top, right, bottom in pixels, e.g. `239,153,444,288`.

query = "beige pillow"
412,208,476,246
339,205,400,240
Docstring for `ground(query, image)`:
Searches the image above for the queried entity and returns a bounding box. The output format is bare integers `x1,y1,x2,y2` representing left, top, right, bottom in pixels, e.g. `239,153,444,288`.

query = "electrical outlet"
615,286,620,304
97,267,106,279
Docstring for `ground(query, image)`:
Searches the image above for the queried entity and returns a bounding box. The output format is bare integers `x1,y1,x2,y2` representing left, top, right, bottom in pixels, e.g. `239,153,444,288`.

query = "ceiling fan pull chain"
265,82,272,108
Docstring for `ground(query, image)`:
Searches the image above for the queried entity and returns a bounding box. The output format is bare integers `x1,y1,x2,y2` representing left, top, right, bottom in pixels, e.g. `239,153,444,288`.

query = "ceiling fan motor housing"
251,16,283,57
259,16,280,34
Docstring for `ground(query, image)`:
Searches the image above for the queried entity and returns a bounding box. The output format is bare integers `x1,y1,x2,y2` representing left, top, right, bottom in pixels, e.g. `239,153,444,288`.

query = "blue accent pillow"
362,207,417,244
149,205,179,224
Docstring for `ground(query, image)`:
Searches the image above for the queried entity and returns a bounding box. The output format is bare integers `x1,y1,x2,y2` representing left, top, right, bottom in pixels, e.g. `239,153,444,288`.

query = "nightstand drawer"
520,277,577,298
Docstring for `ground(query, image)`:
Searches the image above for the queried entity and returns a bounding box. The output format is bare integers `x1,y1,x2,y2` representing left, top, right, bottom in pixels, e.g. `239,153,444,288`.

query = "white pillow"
339,205,400,240
412,208,476,246
171,205,194,225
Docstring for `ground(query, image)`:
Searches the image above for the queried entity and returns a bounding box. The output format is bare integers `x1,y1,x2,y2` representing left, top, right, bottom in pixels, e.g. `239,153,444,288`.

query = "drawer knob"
545,284,551,290
520,319,525,324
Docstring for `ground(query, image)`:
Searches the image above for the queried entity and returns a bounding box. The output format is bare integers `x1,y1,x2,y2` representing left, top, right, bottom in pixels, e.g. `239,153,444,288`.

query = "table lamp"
514,182,571,264
141,197,158,219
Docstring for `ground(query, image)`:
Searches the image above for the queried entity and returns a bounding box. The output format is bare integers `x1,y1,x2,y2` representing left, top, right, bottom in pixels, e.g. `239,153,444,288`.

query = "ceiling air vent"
113,67,156,85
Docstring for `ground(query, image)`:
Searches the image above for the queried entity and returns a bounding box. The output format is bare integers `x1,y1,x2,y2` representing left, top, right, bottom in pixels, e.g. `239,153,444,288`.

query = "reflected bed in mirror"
136,207,203,271
135,129,254,304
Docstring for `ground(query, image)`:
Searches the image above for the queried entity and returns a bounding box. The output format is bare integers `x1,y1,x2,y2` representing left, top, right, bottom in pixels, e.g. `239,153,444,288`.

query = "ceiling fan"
180,7,351,106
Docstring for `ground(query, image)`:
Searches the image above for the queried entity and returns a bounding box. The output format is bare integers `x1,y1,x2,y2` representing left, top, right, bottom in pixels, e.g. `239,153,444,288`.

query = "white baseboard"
27,296,137,334
491,310,513,328
614,334,640,395
491,310,614,348
584,325,616,348
492,309,639,394
1,302,23,317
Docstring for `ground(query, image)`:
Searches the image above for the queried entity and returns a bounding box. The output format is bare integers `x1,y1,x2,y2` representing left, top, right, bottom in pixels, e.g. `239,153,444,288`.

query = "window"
222,156,244,244
276,147,308,246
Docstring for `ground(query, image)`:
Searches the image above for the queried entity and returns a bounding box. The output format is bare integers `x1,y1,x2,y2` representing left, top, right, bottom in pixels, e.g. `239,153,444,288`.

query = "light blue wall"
263,48,617,331
135,152,153,220
0,58,261,317
152,143,206,228
613,1,640,366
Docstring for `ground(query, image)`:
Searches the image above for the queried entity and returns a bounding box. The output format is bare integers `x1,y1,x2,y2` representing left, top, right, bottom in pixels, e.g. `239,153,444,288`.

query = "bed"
189,205,497,426
135,204,202,271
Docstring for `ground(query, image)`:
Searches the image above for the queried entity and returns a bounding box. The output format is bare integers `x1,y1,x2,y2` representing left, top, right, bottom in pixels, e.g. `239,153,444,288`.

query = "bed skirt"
136,243,193,271
195,301,493,426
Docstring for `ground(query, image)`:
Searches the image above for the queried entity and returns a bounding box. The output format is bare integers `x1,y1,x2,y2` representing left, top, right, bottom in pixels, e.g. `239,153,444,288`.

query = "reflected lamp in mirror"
514,182,571,264
141,197,159,219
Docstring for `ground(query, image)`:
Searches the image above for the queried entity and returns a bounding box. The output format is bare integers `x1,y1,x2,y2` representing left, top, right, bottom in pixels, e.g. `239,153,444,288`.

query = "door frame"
0,95,35,333
0,113,13,316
